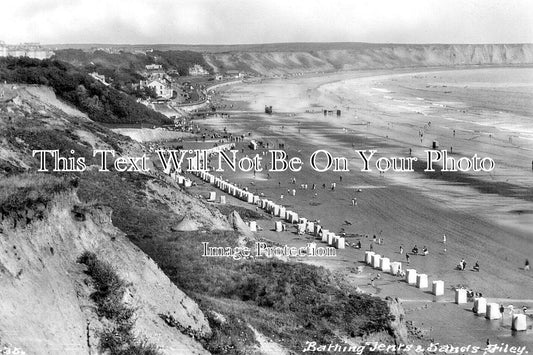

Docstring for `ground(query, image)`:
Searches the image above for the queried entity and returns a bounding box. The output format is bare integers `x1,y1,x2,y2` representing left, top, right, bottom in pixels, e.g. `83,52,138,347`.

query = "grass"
77,251,161,355
0,173,73,222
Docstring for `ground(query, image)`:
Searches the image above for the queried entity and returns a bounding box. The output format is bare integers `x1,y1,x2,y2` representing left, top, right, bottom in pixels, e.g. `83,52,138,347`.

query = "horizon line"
38,41,533,47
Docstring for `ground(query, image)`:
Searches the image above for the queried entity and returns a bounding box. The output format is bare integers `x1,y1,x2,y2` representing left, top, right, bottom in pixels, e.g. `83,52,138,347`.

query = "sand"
112,128,194,142
188,67,533,348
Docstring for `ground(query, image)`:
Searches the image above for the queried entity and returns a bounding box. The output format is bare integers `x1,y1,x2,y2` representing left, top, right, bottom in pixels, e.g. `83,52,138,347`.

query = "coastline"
186,66,533,348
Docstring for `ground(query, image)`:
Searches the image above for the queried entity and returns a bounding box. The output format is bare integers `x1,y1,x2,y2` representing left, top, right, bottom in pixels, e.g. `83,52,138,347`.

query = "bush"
78,251,161,355
0,173,73,218
202,313,257,355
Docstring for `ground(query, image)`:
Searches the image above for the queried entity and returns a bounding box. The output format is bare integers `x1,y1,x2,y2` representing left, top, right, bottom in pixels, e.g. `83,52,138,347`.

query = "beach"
192,67,533,348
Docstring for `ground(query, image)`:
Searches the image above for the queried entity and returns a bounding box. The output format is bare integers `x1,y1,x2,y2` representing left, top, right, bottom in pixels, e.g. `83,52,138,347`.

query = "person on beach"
412,245,419,255
525,259,530,271
460,259,466,271
508,305,515,315
399,245,404,255
474,261,480,272
422,246,428,256
499,304,505,315
406,254,410,264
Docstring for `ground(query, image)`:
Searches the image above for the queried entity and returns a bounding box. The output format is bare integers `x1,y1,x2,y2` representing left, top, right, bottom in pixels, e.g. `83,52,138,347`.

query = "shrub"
77,251,161,355
0,173,73,218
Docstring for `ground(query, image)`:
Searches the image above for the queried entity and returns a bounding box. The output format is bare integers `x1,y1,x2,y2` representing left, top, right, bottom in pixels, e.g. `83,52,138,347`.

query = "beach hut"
208,191,216,202
289,212,299,224
432,280,444,296
390,262,402,275
474,297,487,315
336,237,345,249
372,254,382,268
406,269,417,284
249,221,257,232
416,274,428,289
219,196,226,204
485,303,501,320
306,222,315,234
380,257,391,272
512,314,527,331
455,289,467,304
275,221,283,232
314,224,322,237
327,233,335,246
365,251,375,265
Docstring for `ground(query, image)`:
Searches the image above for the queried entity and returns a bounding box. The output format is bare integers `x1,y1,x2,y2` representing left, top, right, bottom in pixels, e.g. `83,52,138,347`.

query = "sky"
0,0,532,45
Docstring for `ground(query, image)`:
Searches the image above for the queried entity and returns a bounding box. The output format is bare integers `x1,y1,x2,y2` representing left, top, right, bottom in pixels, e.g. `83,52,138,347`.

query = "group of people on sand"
400,244,430,264
457,259,480,271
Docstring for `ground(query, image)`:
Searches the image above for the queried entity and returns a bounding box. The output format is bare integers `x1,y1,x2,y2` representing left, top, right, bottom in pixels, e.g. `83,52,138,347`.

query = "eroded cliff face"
0,191,211,354
0,83,242,354
204,43,533,75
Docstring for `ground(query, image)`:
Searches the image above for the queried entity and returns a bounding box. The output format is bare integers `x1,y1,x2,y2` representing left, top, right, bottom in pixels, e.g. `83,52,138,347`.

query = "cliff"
0,190,211,354
204,43,533,75
0,84,216,354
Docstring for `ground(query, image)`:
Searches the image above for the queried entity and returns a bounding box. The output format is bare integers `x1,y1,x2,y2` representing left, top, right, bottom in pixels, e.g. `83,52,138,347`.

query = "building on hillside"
0,41,54,59
225,70,244,79
188,64,209,76
140,79,173,99
146,64,163,70
89,72,110,86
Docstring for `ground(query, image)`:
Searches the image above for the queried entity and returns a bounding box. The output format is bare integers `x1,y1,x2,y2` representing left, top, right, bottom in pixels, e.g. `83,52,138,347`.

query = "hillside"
52,49,211,81
203,43,533,75
45,42,533,76
0,84,222,354
0,57,172,126
0,78,416,354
